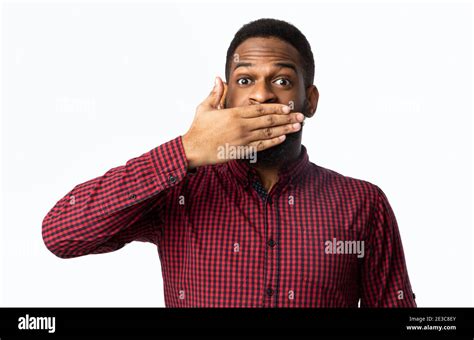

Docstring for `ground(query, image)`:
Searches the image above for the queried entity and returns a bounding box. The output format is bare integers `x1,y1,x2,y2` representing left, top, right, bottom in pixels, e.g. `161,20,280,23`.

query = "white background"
1,0,472,307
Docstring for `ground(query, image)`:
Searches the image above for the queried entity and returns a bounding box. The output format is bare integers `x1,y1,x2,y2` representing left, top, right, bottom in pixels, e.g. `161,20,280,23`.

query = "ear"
305,85,319,118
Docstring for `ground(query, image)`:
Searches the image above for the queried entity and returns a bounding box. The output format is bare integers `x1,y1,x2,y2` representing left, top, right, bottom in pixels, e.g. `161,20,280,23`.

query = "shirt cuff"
148,136,189,190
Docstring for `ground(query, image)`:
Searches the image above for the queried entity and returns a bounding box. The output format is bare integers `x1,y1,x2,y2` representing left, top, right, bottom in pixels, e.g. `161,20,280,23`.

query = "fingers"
247,112,305,131
247,135,287,152
240,103,291,118
248,122,301,141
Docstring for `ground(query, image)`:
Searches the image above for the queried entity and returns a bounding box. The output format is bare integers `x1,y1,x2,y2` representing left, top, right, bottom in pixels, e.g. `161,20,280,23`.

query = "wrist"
181,133,200,169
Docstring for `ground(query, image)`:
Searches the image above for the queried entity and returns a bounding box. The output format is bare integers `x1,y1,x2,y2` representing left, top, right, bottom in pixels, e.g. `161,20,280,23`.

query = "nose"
248,80,277,104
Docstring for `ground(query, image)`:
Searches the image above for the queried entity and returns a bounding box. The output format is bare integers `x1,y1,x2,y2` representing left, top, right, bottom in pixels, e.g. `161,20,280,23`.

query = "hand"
182,77,305,169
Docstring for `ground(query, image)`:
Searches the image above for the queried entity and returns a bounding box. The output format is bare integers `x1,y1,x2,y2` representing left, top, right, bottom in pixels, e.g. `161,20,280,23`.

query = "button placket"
263,192,280,307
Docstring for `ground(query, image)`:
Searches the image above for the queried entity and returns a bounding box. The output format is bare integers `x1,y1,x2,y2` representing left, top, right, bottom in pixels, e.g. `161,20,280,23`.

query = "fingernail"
296,113,304,121
282,106,291,113
293,123,301,130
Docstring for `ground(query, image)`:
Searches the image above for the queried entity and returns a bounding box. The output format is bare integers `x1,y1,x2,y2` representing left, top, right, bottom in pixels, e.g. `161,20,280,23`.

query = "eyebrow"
233,62,298,73
274,62,298,73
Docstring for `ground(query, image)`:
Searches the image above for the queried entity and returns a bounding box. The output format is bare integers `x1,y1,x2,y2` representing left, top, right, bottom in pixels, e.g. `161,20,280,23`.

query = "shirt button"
266,288,274,296
267,239,276,248
169,175,176,184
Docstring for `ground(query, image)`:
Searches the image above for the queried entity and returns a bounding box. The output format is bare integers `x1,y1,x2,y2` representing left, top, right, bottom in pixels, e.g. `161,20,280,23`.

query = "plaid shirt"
42,136,416,307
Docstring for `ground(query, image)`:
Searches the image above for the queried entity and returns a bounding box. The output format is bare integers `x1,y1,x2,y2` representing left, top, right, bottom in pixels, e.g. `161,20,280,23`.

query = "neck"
252,143,302,193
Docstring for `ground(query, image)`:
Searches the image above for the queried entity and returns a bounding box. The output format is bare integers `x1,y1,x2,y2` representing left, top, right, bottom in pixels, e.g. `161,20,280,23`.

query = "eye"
236,77,252,86
273,78,292,87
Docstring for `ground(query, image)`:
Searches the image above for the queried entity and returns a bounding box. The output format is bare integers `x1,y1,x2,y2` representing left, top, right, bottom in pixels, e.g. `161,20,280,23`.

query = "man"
42,18,416,307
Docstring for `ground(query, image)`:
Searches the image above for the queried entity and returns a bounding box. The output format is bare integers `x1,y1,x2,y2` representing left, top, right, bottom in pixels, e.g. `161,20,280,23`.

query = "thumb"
200,76,224,110
218,81,228,110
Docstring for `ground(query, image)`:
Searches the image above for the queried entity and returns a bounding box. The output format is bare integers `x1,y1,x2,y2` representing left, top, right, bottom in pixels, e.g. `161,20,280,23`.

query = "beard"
250,99,310,168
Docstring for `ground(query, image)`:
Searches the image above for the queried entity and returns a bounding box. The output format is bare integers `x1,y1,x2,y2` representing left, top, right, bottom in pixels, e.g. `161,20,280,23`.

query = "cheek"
279,91,305,110
225,87,249,107
279,93,297,106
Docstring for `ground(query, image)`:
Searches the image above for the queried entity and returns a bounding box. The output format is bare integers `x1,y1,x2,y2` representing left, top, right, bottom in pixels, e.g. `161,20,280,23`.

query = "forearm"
42,136,189,258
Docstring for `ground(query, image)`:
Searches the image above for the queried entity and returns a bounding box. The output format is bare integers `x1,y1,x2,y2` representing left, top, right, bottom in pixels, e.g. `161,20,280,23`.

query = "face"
225,37,318,167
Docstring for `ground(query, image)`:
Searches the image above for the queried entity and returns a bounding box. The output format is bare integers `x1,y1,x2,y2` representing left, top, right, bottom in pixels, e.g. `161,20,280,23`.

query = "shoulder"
305,162,383,203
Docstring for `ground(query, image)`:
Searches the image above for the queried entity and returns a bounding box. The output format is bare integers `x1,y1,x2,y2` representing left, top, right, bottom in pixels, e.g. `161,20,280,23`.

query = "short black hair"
225,18,315,87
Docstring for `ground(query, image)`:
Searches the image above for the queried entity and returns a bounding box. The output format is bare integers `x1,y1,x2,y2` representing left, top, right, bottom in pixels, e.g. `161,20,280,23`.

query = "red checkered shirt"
42,136,416,307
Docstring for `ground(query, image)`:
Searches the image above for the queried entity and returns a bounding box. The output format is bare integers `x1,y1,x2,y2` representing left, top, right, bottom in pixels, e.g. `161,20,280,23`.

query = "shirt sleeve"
42,136,189,259
359,186,417,307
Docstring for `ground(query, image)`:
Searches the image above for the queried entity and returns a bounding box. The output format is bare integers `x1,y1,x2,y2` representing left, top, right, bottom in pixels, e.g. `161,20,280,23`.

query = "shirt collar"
226,144,310,189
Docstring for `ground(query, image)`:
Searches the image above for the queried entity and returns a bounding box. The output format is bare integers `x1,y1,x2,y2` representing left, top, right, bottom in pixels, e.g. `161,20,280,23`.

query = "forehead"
233,37,301,66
